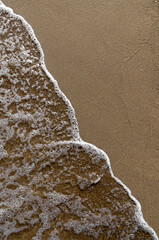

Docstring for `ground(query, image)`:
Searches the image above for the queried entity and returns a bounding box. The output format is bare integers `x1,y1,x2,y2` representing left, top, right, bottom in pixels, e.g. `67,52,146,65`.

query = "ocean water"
0,1,158,239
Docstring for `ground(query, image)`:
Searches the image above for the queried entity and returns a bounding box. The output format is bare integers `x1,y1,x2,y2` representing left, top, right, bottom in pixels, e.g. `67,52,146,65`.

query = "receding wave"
0,1,158,239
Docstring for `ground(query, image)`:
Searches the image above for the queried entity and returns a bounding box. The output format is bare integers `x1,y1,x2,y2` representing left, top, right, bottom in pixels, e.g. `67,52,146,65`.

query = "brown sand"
2,0,159,236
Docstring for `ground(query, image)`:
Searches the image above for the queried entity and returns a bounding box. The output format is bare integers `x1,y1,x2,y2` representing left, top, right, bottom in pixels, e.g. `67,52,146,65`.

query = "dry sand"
2,0,159,236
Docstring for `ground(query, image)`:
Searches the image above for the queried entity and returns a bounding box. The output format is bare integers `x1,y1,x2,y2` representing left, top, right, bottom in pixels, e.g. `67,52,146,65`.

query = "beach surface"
1,0,159,237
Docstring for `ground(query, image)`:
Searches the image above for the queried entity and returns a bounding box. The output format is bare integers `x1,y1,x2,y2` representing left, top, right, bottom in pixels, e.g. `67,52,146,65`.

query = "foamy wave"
0,1,158,239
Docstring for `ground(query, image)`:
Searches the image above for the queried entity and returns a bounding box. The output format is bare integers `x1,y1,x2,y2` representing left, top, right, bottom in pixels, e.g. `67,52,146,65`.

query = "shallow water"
0,2,158,239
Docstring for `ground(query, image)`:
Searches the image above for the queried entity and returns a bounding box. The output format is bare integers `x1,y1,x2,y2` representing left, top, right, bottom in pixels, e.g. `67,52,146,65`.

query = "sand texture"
0,0,159,239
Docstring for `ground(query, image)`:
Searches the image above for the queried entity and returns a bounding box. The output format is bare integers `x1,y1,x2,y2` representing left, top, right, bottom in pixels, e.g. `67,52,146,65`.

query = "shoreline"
1,0,159,237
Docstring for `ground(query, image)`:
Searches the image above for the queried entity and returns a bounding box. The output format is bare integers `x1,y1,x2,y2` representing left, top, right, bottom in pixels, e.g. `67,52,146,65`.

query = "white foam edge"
50,140,159,240
0,0,13,12
0,1,158,239
0,1,80,142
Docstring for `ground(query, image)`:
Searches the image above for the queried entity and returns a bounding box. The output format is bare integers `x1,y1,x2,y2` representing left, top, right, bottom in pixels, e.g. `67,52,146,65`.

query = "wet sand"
2,0,159,236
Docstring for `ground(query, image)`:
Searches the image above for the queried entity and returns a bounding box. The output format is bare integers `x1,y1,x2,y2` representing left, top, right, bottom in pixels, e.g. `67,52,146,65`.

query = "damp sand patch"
0,1,158,239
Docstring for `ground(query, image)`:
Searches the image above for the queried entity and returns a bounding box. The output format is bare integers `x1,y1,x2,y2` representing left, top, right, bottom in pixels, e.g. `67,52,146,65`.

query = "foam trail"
0,1,158,239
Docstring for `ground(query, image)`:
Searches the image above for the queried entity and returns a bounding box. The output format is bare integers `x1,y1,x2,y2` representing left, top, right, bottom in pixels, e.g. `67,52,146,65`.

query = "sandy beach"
2,0,159,236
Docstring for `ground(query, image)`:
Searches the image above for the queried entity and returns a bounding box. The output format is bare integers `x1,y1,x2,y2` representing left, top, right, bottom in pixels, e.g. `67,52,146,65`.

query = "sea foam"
0,1,158,239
